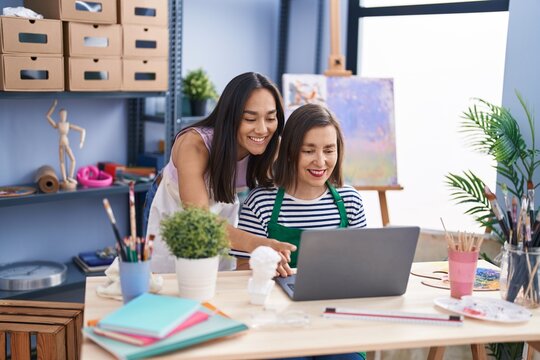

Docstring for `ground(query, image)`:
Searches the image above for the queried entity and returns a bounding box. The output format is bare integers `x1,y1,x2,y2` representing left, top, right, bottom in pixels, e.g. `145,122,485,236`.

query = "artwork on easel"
282,74,398,187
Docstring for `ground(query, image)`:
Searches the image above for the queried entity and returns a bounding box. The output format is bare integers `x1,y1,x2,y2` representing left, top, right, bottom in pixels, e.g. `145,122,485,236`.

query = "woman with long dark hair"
145,72,296,274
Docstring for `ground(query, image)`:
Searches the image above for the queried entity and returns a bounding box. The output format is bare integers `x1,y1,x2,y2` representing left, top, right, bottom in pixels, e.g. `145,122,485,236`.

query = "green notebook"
84,309,248,360
97,293,200,338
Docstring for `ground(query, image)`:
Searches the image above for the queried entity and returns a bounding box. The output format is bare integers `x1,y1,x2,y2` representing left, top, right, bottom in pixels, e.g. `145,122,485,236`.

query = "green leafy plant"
182,68,218,101
446,93,539,248
160,206,228,259
445,93,538,360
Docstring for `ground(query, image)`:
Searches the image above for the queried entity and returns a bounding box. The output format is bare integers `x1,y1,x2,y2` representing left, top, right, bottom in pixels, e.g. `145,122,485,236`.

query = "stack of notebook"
83,293,248,359
73,251,114,273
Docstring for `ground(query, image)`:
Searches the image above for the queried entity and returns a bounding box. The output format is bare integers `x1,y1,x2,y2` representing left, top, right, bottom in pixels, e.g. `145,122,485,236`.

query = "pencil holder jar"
119,260,151,304
499,243,540,309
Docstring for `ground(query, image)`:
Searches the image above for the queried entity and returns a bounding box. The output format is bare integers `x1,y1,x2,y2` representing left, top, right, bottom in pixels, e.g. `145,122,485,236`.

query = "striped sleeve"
339,186,367,228
237,187,277,237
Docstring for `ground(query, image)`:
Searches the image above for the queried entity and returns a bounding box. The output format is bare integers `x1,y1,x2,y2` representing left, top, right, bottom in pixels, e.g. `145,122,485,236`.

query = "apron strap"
327,182,349,228
270,187,286,225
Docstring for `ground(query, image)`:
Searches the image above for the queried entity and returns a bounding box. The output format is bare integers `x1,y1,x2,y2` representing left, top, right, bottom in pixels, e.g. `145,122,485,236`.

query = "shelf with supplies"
0,92,168,100
0,182,151,208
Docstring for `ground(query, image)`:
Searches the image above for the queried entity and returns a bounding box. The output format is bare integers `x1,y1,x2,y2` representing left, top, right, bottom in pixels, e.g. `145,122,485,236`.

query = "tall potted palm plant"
445,92,538,359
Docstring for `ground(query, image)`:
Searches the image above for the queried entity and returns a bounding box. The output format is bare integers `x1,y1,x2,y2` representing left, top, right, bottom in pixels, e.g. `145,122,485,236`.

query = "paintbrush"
440,218,457,250
516,196,528,244
484,185,510,240
528,181,536,231
512,196,519,245
501,184,513,232
102,198,127,261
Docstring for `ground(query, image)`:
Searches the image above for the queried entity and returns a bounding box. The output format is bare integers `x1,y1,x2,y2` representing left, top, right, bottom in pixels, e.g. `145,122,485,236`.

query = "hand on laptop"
276,254,294,277
266,239,295,277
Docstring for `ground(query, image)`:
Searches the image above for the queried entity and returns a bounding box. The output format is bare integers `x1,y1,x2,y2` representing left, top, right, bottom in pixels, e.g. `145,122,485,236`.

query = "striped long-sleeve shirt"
238,186,367,237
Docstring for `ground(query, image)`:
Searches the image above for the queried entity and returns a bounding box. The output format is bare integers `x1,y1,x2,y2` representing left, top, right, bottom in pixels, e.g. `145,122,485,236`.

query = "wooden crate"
0,300,84,360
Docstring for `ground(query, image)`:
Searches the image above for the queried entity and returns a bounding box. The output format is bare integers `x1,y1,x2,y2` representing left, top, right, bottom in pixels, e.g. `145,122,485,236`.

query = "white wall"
182,0,280,90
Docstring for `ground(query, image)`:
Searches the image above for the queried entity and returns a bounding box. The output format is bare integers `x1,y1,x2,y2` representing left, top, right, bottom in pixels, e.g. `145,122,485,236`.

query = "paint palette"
412,264,499,291
434,296,532,323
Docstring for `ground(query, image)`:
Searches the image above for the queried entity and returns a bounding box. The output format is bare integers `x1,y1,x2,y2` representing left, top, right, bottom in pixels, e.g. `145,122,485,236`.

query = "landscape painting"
283,74,398,187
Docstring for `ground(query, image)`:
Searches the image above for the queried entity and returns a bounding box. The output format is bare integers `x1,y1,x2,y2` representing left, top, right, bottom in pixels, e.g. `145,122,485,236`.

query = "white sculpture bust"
248,246,281,305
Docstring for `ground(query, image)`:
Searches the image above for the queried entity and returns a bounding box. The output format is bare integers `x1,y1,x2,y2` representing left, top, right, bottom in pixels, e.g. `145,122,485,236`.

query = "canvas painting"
282,74,398,187
282,74,327,119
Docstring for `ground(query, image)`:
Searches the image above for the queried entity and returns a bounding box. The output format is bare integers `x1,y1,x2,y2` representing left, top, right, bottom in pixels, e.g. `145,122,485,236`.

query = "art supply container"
499,243,540,309
119,260,151,304
448,248,479,299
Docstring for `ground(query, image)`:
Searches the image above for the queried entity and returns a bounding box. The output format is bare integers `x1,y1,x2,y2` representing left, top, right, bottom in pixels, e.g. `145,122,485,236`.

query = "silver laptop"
276,227,420,301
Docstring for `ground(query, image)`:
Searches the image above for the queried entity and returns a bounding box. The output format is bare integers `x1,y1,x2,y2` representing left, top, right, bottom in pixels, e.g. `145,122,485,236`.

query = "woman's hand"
275,252,294,277
266,239,295,277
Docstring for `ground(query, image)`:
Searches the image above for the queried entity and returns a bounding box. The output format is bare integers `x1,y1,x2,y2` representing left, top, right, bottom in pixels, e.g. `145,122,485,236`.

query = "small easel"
324,0,402,226
324,0,351,77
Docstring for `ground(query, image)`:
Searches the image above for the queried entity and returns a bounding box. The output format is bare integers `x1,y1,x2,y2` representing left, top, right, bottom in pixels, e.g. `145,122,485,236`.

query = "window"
347,1,509,232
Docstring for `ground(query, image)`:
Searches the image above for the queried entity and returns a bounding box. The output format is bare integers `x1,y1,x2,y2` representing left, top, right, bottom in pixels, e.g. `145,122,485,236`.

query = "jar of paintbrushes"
499,244,540,308
484,184,540,308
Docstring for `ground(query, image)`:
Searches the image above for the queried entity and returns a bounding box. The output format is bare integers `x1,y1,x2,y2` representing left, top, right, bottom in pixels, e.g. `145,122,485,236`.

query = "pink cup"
448,248,479,299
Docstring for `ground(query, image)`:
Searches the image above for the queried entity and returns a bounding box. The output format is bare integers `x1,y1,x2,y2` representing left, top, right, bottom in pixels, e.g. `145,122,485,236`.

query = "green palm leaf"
461,99,526,165
445,171,492,225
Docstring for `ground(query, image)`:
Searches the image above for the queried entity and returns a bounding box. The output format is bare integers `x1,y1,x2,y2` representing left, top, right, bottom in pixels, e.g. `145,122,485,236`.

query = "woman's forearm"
227,224,270,252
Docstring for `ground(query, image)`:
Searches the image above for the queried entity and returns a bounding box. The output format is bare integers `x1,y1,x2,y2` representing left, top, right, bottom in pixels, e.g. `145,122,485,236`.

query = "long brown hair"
274,103,344,192
188,72,285,203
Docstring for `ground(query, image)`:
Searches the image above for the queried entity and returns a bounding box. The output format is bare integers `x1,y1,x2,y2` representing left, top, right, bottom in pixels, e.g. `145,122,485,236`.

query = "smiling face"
293,125,338,199
236,88,278,160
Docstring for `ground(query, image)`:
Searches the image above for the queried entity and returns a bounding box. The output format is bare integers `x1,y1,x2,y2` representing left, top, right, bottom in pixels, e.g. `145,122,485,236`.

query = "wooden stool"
0,300,84,360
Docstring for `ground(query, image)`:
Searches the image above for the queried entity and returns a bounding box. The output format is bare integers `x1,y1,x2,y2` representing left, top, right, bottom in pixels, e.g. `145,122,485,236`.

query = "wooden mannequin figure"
46,99,86,190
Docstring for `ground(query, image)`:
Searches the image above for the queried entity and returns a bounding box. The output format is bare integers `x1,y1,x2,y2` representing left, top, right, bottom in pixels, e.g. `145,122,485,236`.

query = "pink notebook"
93,311,209,346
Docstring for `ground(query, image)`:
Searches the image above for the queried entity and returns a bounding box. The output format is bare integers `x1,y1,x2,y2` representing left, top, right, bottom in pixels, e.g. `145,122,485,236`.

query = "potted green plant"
160,206,229,301
182,68,218,116
445,92,538,359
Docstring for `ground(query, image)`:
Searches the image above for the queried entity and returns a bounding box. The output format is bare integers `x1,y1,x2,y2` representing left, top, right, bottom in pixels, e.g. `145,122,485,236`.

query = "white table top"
81,261,540,359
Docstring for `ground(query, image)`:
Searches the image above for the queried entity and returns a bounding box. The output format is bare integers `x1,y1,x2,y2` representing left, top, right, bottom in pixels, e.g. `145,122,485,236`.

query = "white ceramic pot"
175,256,219,301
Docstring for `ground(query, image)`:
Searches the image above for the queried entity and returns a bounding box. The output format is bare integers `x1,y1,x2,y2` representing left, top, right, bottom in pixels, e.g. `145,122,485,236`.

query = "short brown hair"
274,103,344,191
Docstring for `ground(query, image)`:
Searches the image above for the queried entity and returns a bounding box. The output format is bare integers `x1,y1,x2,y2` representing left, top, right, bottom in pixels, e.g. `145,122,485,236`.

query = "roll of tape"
35,165,59,193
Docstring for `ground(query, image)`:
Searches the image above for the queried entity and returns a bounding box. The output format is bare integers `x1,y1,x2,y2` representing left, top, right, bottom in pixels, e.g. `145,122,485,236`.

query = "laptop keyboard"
287,283,295,291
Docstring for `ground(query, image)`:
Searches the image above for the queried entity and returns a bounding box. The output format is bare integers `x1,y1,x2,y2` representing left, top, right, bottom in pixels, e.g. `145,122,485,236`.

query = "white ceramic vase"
174,256,219,301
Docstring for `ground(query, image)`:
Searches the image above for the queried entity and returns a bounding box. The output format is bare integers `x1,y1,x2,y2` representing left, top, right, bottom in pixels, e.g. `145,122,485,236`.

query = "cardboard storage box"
118,0,167,27
0,54,64,91
64,22,121,57
25,0,117,24
122,25,168,58
66,57,121,91
122,58,168,91
0,16,62,54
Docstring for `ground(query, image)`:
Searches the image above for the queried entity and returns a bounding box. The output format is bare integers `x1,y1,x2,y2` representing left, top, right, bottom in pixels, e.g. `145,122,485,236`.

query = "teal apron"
268,182,349,268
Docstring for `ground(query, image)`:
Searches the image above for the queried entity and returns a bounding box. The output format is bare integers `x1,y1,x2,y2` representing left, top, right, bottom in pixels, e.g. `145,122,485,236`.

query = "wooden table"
81,261,540,359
